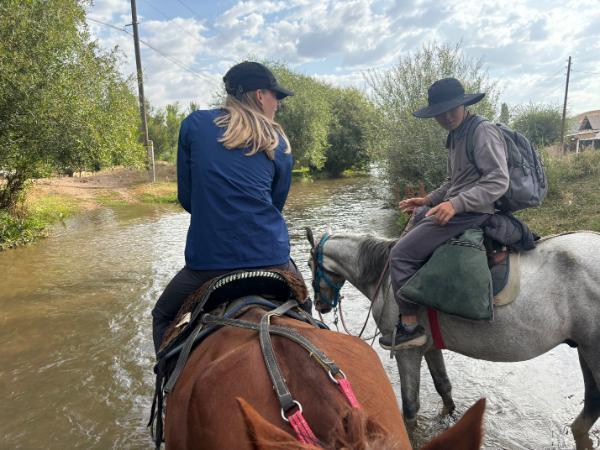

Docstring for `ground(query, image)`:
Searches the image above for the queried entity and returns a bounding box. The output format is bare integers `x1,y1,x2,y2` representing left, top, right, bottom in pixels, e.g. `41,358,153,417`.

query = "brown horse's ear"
419,398,486,450
305,227,315,248
236,398,317,450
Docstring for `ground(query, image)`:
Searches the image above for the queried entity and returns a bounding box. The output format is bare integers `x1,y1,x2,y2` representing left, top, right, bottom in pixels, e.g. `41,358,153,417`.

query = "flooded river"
0,175,597,449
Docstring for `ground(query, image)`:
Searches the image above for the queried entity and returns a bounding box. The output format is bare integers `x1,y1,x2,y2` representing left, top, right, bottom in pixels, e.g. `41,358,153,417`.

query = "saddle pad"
494,253,520,306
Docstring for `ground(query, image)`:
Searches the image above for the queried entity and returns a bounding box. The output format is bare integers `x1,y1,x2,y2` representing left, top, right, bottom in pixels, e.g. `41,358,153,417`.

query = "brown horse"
164,306,485,449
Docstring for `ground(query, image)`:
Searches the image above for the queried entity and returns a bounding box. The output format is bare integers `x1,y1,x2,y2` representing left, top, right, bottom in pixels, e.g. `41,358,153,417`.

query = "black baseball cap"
223,61,294,100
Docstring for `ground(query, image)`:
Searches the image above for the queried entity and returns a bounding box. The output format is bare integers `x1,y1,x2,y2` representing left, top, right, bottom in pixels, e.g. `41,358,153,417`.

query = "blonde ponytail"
215,91,291,160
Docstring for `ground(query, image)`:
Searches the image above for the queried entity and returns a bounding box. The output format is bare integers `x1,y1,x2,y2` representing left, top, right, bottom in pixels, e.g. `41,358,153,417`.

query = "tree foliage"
510,103,562,148
268,63,332,169
366,42,498,200
268,62,382,174
324,88,378,176
0,0,144,209
147,103,189,162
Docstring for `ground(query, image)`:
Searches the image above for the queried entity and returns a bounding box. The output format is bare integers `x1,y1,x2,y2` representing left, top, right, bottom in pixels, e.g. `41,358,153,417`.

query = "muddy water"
0,175,597,449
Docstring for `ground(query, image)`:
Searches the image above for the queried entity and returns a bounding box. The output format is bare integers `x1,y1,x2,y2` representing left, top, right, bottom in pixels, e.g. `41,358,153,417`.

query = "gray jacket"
426,113,509,214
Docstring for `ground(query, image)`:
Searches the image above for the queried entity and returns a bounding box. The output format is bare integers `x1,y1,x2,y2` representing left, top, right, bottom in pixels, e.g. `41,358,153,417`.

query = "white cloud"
215,1,287,28
85,0,600,114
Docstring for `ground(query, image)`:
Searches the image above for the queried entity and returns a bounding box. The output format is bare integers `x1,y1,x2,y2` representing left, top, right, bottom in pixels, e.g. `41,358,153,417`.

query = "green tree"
511,103,562,148
147,103,186,162
0,0,144,209
366,42,498,200
500,103,510,125
324,88,378,176
268,63,332,169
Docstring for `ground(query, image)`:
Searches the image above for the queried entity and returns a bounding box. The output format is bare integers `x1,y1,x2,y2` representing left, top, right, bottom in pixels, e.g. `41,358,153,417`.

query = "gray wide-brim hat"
413,77,485,118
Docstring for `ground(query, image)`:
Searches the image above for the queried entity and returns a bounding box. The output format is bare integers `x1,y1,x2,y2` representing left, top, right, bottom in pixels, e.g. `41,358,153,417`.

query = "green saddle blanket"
399,228,493,320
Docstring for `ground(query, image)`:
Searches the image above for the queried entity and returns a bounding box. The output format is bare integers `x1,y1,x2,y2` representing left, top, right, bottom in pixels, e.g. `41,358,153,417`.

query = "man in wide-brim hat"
379,77,510,350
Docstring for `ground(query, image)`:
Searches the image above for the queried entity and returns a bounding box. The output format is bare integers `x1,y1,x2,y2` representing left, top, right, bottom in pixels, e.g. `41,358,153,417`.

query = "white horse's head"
305,227,346,313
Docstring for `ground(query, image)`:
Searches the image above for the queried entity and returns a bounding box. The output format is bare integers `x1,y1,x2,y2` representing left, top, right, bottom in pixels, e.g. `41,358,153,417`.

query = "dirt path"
28,163,176,209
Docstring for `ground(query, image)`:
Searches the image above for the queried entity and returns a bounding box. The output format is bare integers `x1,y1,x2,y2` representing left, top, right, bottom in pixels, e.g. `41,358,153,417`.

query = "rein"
312,233,345,308
204,300,362,446
312,232,391,343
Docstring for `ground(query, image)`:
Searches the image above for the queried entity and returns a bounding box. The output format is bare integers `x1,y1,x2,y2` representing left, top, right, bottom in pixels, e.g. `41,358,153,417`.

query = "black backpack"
466,116,548,212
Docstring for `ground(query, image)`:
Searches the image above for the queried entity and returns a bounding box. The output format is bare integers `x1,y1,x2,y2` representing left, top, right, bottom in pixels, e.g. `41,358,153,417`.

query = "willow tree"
366,42,499,200
0,0,143,209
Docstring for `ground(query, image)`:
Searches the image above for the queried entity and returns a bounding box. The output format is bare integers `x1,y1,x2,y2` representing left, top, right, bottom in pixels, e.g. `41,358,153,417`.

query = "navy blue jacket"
177,109,293,270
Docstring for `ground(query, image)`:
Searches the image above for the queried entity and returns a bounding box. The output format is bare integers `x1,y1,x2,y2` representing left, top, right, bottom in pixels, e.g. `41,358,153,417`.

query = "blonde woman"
151,61,301,353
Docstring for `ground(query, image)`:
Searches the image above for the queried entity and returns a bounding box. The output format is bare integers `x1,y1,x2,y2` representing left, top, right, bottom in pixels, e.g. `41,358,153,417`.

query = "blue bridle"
311,233,345,308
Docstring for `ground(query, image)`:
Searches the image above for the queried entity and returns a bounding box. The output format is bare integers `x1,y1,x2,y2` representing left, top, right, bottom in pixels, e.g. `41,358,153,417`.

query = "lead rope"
336,253,392,345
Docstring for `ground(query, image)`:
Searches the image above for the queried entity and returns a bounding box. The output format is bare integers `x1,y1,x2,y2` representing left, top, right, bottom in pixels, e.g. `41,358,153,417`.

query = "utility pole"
560,56,572,154
130,0,155,182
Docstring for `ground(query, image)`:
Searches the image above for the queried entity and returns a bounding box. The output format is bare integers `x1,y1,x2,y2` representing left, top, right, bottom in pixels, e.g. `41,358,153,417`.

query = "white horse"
306,228,600,450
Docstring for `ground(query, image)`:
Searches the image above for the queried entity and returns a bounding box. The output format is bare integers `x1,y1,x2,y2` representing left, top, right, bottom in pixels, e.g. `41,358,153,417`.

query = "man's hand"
426,201,456,225
398,197,427,213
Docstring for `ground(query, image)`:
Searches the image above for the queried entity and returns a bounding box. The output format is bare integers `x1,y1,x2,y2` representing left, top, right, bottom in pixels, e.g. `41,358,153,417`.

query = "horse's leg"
395,347,424,426
424,349,455,416
572,348,600,450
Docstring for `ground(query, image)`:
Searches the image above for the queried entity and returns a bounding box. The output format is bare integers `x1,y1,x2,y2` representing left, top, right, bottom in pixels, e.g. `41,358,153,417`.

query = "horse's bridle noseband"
311,233,345,308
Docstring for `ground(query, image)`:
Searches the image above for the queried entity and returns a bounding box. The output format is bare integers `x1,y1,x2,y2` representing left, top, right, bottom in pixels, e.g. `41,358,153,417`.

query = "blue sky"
87,0,600,115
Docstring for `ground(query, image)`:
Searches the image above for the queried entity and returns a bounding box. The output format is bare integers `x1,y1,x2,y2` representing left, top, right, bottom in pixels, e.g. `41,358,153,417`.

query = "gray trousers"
390,212,489,315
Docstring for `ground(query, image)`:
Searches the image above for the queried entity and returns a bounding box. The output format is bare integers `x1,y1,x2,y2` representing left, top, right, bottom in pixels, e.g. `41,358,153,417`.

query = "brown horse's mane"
238,397,403,450
328,407,404,450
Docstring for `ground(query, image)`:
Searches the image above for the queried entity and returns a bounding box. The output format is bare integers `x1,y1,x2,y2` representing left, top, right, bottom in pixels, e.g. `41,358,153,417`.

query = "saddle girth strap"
164,319,205,394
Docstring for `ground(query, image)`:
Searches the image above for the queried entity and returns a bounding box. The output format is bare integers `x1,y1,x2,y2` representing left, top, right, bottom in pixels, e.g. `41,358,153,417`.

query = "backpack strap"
464,115,488,174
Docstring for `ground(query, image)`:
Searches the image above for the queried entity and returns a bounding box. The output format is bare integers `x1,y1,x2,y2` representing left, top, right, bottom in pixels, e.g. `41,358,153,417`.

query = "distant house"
566,110,600,152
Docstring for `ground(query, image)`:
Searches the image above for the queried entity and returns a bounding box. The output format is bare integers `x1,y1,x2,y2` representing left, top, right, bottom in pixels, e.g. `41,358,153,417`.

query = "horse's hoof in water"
441,402,456,416
404,415,417,432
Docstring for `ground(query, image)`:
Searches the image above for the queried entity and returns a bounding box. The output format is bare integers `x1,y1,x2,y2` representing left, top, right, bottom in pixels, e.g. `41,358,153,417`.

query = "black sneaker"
379,324,426,350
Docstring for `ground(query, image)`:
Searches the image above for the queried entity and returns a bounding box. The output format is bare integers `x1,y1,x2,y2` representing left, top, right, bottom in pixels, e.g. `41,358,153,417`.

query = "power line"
139,0,171,21
547,66,565,79
87,16,218,87
571,70,600,75
176,0,203,18
88,16,127,33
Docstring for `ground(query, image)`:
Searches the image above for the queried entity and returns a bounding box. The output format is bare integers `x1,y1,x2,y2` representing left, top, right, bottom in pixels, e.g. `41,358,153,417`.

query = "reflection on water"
0,175,597,449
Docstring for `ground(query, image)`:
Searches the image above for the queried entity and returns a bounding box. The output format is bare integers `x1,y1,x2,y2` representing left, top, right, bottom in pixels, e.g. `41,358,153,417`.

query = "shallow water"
0,175,597,449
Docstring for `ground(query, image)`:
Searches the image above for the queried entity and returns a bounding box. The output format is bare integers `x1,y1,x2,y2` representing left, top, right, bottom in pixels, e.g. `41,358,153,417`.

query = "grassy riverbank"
1,152,599,250
0,164,178,250
394,150,600,237
516,150,600,235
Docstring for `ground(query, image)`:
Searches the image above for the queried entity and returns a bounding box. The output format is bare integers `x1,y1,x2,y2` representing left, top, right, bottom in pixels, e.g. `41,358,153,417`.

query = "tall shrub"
511,103,562,148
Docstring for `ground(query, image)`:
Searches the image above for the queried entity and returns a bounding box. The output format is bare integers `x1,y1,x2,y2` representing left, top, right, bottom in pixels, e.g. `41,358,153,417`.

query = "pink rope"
337,378,361,409
288,410,320,446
